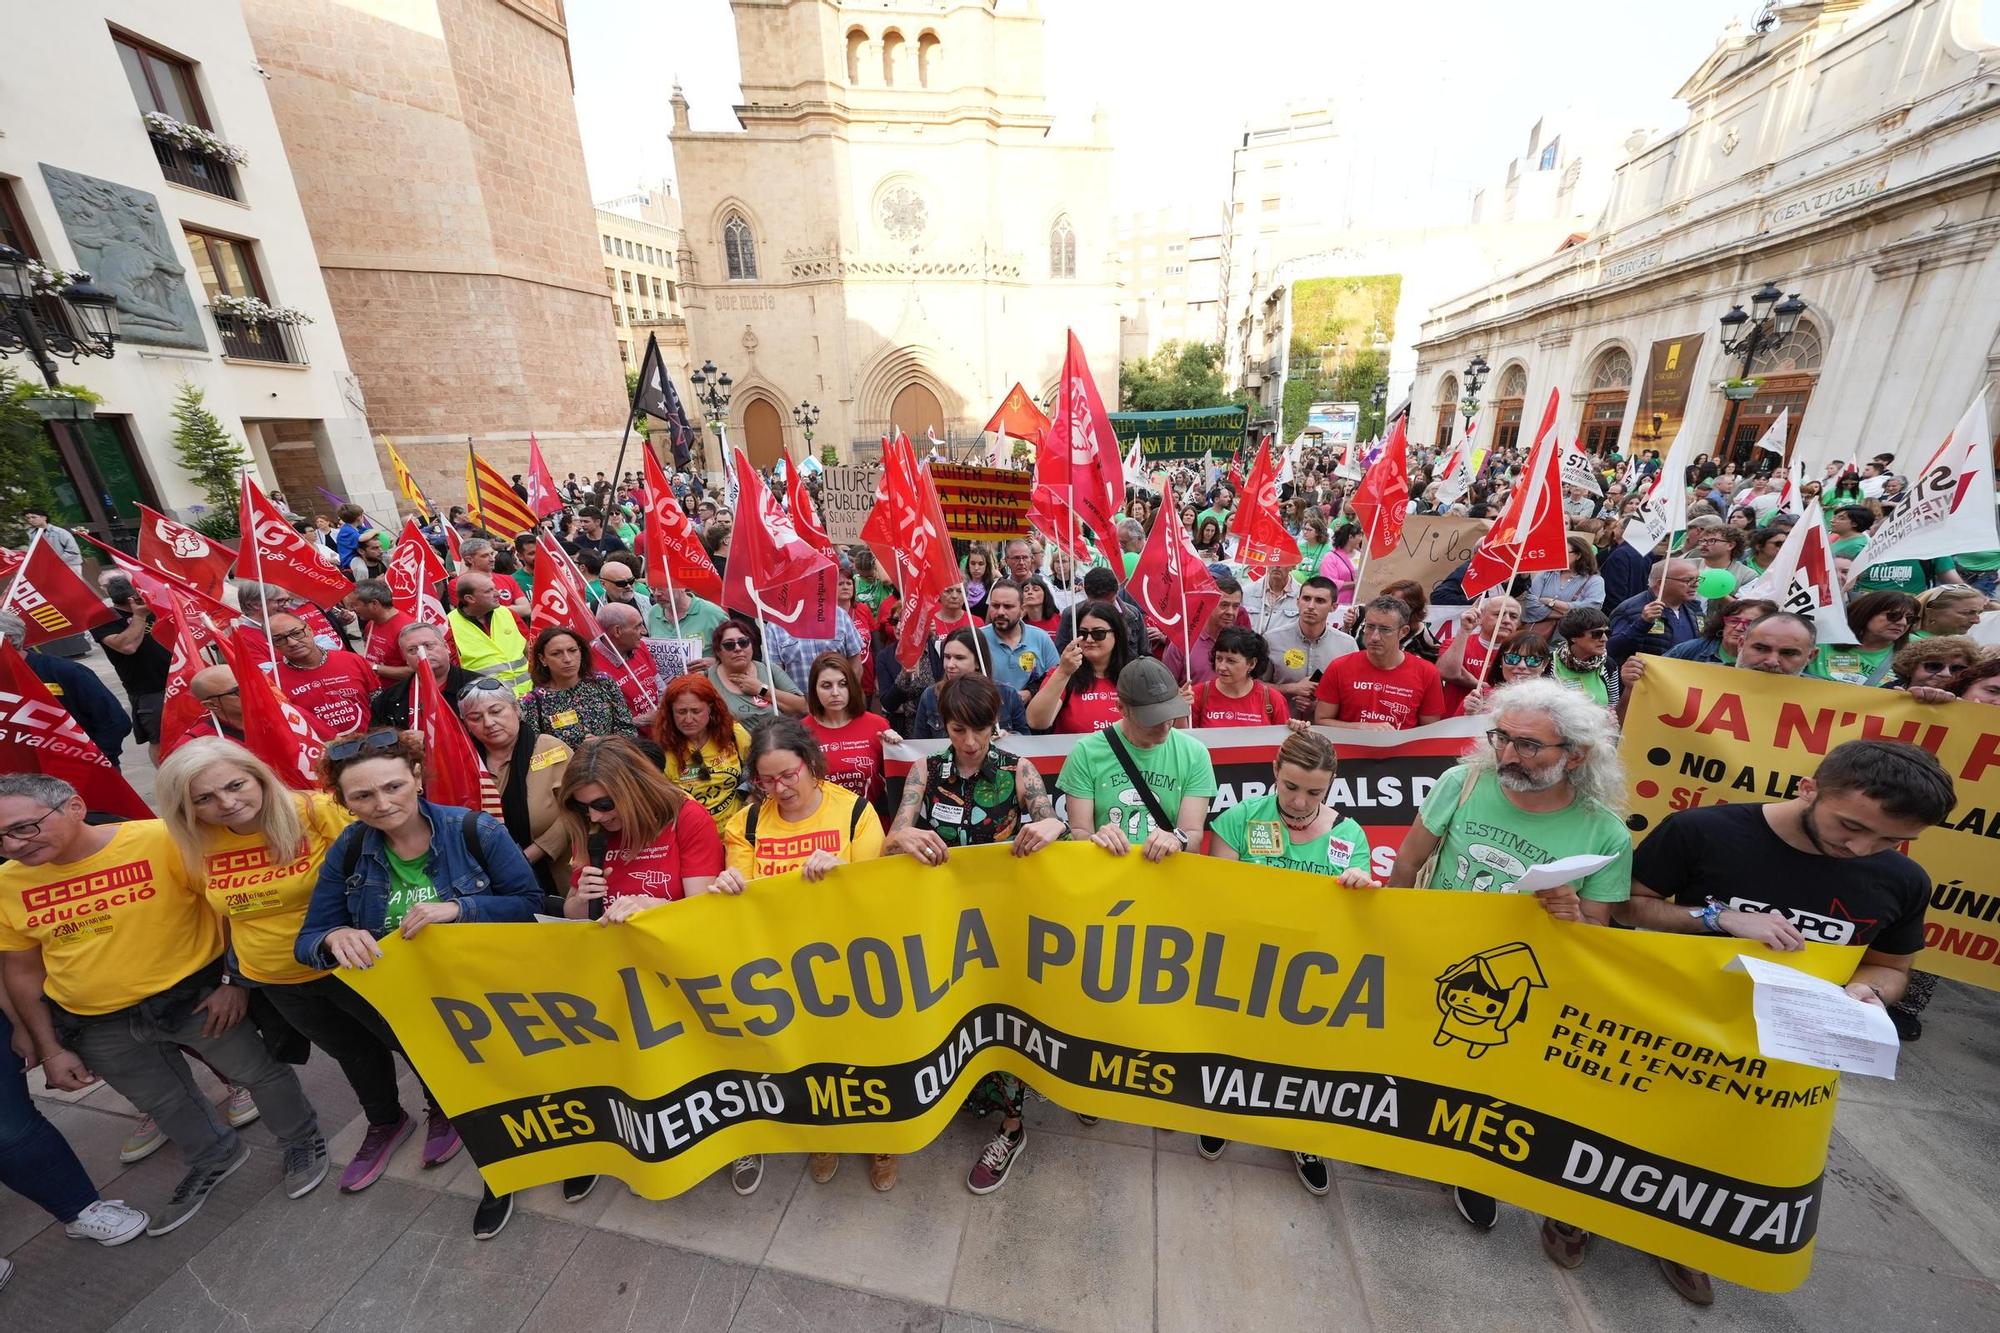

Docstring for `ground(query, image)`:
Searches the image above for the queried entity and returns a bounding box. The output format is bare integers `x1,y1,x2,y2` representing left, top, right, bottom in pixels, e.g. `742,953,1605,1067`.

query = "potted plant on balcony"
142,112,249,166
20,381,102,424
1720,376,1762,401
209,293,314,326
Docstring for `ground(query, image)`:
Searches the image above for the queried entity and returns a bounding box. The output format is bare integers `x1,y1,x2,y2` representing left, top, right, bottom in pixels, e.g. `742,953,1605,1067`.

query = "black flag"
634,333,696,469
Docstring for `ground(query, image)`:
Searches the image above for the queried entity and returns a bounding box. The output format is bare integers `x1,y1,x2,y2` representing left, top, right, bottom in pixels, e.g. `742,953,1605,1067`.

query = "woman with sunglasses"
1808,590,1920,686
559,736,725,918
521,626,635,746
913,630,1030,739
706,616,806,725
654,674,754,823
457,677,574,904
1664,596,1780,667
883,674,1064,1196
1549,607,1620,709
1461,630,1553,714
1887,635,1985,702
1025,604,1131,734
713,721,890,1190
803,652,900,805
295,729,542,1239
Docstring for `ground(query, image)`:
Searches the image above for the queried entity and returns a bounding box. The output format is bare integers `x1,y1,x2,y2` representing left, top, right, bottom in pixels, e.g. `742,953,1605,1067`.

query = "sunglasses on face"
197,687,241,705
568,795,617,814
325,728,403,762
1501,654,1547,668
1918,660,1970,676
1569,628,1608,640
718,638,752,651
1075,627,1114,642
604,578,635,589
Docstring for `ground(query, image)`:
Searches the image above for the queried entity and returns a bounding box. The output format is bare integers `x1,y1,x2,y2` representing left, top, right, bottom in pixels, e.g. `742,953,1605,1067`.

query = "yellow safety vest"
447,606,531,696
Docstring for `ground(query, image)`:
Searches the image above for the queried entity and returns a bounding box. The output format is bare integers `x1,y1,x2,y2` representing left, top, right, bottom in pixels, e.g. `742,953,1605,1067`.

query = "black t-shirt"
1633,802,1929,954
90,608,172,700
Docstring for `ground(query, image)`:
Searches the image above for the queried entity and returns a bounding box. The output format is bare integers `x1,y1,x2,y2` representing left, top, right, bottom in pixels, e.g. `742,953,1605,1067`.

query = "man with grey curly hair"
1387,675,1633,1233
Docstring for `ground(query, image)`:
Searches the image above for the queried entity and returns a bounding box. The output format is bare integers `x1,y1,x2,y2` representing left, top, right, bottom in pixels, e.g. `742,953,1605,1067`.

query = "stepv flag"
1623,426,1698,555
465,449,539,539
406,642,483,809
1844,390,1997,584
387,519,449,627
1351,414,1412,560
209,626,327,791
723,449,839,640
524,434,564,517
787,455,836,558
136,504,236,599
0,640,150,820
641,441,722,602
1739,499,1855,644
1127,501,1221,668
1753,408,1790,461
633,333,698,469
1233,437,1301,568
1463,389,1568,599
382,436,433,519
239,475,353,605
1,532,115,646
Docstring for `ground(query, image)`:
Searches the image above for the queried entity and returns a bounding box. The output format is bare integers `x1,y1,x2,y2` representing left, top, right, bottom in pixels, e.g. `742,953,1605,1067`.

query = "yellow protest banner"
343,844,1854,1292
1621,657,2000,991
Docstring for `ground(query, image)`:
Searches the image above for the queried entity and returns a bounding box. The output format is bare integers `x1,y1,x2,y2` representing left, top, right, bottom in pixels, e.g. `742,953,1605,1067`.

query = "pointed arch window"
1050,214,1076,280
723,212,758,281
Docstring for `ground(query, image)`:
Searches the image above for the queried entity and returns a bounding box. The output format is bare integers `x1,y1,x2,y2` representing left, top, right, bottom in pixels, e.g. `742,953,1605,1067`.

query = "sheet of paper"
1726,954,1899,1078
1507,853,1618,895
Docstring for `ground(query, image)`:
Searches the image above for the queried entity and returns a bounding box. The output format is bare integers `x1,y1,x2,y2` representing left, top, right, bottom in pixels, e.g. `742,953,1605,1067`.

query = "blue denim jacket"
294,800,541,969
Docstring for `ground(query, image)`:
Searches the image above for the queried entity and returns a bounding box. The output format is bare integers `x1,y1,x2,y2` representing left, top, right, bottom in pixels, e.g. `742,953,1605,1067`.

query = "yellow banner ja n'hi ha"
344,844,1857,1291
1622,657,2000,991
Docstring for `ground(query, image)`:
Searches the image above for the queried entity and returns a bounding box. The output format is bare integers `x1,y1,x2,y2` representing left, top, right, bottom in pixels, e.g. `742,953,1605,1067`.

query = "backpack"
340,806,488,879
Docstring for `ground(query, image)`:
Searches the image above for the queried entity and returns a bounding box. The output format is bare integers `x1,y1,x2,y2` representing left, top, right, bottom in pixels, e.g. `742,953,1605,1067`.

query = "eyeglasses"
567,795,617,814
1666,574,1701,587
1918,660,1971,676
271,627,313,644
1879,609,1913,622
325,729,404,762
0,806,60,845
1359,623,1400,637
197,687,240,706
1075,627,1114,642
753,759,810,791
1501,654,1547,668
1486,728,1570,759
604,578,635,589
717,638,752,651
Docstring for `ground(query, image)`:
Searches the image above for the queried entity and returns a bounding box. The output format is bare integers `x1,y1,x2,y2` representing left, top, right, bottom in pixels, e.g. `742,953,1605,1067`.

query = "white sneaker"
65,1199,149,1246
222,1085,260,1128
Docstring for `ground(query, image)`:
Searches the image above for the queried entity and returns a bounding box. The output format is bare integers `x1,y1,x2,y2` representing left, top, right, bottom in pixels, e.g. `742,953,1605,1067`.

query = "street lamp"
1716,279,1807,467
1459,353,1489,436
0,243,121,388
791,401,820,461
688,359,732,477
1369,380,1387,439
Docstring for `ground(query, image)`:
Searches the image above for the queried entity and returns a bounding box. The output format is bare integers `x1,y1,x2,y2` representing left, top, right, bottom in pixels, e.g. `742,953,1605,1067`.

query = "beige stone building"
1114,205,1226,363
596,186,686,370
670,0,1120,468
1410,0,2000,474
241,0,624,511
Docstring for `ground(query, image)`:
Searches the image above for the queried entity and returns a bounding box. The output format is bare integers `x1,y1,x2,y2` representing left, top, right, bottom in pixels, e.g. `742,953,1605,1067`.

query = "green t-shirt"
1852,559,1934,595
1551,658,1608,706
1197,507,1234,538
855,575,895,611
1416,765,1631,902
1831,536,1869,559
1806,642,1894,686
650,593,730,649
1057,727,1218,845
382,847,437,931
1941,549,2000,574
1212,793,1369,876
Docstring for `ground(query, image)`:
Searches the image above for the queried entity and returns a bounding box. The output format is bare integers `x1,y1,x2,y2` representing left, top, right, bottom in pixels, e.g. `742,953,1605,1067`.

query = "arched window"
1434,373,1459,451
1589,346,1633,391
1581,347,1634,457
1050,214,1076,280
846,28,867,84
1748,319,1825,375
722,212,758,281
1497,363,1528,399
1435,373,1460,404
918,33,940,88
881,30,905,86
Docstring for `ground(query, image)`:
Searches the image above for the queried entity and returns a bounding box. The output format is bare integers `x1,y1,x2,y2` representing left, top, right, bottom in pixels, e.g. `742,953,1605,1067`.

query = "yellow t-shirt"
665,724,753,822
0,821,224,1016
198,793,353,985
723,781,886,880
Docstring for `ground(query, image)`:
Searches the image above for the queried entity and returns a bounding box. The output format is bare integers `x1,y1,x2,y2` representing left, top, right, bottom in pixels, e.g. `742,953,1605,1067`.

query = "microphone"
587,828,608,921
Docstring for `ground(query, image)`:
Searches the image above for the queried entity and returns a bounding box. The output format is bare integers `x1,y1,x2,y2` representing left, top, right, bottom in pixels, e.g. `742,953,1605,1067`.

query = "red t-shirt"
1191,680,1285,728
491,579,521,609
805,713,893,802
363,611,415,672
1315,652,1446,729
1053,675,1123,733
276,650,379,738
594,798,726,902
611,647,661,716
1442,636,1493,717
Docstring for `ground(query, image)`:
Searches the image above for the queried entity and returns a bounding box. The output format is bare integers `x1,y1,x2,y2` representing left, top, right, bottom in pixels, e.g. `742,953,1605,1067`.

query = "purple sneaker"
341,1113,413,1193
422,1107,463,1168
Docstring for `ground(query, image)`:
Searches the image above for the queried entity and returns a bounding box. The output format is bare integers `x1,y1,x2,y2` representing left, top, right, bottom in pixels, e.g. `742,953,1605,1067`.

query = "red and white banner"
528,531,600,641
136,504,236,599
524,433,564,517
787,457,836,559
641,441,722,601
387,519,449,627
1,533,114,646
1127,500,1220,665
211,623,326,790
1038,330,1124,574
1845,391,1998,583
1352,415,1412,561
1463,389,1568,598
1232,436,1300,568
0,641,151,819
239,475,352,605
157,592,220,751
80,534,239,652
407,644,483,808
1740,499,1856,644
723,449,838,640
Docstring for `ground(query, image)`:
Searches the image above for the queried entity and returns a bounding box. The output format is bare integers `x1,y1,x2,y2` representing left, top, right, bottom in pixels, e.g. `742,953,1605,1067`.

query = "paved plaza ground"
3,653,1997,1331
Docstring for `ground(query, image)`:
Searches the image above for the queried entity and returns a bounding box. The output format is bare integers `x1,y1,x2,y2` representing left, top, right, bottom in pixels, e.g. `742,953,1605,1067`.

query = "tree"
1118,340,1228,413
0,369,64,546
168,380,251,510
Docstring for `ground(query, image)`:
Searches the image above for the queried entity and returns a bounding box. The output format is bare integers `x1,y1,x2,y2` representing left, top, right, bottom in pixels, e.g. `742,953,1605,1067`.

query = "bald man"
157,665,246,758
596,603,662,726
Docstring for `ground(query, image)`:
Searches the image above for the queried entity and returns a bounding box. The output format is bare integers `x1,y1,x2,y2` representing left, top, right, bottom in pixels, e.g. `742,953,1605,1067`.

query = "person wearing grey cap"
1056,658,1217,862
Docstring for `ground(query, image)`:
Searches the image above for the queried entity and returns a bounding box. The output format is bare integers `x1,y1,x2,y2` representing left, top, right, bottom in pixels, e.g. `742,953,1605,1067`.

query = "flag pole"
242,476,281,664
608,336,653,493
1,529,44,615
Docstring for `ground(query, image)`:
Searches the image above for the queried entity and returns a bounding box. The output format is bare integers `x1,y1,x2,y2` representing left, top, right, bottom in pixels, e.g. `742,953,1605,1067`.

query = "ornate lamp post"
688,359,733,479
0,243,123,538
1458,353,1489,440
791,401,820,462
1369,380,1387,441
1716,280,1806,468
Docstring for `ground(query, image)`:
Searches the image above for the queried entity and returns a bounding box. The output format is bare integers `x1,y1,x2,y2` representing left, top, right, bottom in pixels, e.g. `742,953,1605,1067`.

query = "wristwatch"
1172,829,1190,849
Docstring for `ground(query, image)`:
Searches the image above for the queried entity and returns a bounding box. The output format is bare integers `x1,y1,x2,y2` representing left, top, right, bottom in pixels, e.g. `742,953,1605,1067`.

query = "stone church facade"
671,0,1120,467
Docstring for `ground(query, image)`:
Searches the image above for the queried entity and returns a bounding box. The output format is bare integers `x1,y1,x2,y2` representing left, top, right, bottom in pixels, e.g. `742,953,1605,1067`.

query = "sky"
571,0,1765,218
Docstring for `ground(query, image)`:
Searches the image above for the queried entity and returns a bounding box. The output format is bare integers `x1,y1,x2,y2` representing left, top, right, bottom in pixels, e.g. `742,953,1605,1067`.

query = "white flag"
1559,437,1603,496
1623,428,1698,555
1781,456,1808,518
1123,434,1145,478
1844,391,1997,584
1739,499,1855,644
1753,408,1790,459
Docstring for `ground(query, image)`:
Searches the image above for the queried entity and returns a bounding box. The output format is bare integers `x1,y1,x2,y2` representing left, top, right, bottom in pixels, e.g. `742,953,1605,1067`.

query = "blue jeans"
1970,569,1999,600
0,1009,99,1224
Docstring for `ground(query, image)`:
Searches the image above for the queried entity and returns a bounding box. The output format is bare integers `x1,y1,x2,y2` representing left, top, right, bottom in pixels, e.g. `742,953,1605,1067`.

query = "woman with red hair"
652,673,752,822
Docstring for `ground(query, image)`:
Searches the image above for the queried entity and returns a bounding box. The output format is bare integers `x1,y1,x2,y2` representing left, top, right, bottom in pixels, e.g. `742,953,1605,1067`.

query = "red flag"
723,450,838,639
1226,463,1247,494
524,434,563,517
210,623,326,790
0,641,151,819
862,432,957,602
156,591,217,750
387,519,449,627
529,531,600,640
787,459,836,558
135,504,236,599
1462,389,1569,599
1027,483,1099,565
1127,502,1221,664
1351,415,1412,560
407,641,483,808
1039,331,1124,574
1231,438,1301,568
239,475,352,605
2,534,114,647
0,548,21,582
983,382,1053,441
641,441,722,601
894,590,939,669
442,521,463,570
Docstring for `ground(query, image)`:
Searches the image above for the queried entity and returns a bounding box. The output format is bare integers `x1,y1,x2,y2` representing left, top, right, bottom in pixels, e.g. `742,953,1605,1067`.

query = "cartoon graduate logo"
1433,943,1547,1058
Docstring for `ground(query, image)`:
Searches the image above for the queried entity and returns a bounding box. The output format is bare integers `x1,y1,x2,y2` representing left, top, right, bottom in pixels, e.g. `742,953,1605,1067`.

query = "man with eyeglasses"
0,774,329,1237
1608,558,1701,665
266,611,380,740
155,665,248,758
591,560,652,619
1388,678,1631,1232
369,622,481,730
1313,596,1444,730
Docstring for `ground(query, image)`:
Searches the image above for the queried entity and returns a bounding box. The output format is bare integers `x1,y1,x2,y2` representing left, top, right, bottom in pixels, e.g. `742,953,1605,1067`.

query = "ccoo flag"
1,533,115,646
